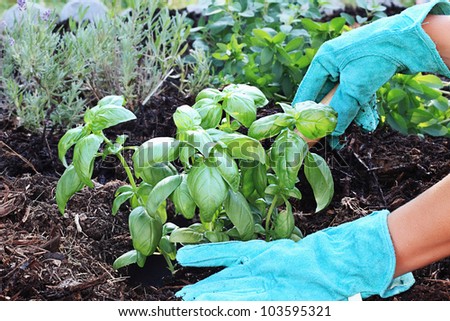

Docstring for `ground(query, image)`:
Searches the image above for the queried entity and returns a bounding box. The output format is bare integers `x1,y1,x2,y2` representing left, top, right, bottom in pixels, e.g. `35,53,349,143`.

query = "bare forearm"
422,14,450,68
386,15,450,277
389,174,450,277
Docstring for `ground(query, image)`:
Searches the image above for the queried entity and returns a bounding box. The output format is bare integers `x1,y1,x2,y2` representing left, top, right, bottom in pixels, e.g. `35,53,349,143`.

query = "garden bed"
1,89,449,301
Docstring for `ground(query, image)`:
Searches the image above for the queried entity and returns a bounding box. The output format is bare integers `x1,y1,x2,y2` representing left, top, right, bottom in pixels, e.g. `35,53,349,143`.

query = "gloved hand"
175,210,415,301
293,0,450,137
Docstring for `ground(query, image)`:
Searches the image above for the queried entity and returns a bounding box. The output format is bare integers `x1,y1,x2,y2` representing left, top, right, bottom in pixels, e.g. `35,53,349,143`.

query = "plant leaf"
129,206,162,256
222,92,256,127
224,190,254,240
73,134,103,188
112,191,134,215
133,137,180,169
136,162,177,186
98,95,126,107
58,126,88,167
192,98,223,129
273,202,294,239
55,165,85,214
212,148,240,192
195,88,223,102
304,152,334,212
185,127,215,156
146,175,182,220
219,133,266,164
172,174,197,219
169,227,205,244
248,114,284,140
173,105,202,131
294,101,337,140
271,130,308,189
112,250,137,270
187,162,228,223
89,106,136,132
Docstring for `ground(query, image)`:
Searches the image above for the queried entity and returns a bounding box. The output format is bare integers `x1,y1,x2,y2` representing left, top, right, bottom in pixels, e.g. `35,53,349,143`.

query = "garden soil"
1,87,449,301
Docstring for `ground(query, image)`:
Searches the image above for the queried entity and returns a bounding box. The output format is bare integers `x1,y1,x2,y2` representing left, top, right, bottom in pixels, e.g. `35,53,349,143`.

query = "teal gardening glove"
292,0,450,137
176,210,415,301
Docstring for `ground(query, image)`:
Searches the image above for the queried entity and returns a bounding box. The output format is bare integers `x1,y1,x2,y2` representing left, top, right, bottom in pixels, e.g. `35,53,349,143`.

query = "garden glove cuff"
292,0,450,137
175,210,415,301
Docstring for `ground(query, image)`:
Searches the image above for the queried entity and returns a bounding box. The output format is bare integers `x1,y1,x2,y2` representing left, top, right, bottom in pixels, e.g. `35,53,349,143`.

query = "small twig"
74,214,83,233
423,278,450,285
352,151,370,171
0,141,39,174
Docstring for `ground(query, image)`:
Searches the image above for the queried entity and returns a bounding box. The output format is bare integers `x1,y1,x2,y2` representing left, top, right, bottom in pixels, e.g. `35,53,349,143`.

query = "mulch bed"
1,86,449,300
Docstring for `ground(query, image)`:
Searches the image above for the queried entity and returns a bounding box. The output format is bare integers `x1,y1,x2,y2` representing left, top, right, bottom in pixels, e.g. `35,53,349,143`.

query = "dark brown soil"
1,85,450,301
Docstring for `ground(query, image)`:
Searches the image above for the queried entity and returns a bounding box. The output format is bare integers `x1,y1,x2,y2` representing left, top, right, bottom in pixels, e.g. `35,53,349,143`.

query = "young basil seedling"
56,85,337,273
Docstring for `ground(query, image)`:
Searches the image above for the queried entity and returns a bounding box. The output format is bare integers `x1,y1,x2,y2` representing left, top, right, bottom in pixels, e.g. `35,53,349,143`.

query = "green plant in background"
188,0,348,100
339,0,388,26
56,84,337,272
1,1,191,131
377,73,450,137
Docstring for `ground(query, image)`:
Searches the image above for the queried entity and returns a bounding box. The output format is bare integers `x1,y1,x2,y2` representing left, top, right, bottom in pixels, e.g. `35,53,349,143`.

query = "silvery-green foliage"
0,2,48,31
1,1,190,131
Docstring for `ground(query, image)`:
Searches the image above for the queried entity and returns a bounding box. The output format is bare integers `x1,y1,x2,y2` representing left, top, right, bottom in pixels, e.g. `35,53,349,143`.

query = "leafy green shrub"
1,1,190,131
377,73,450,138
56,84,337,271
188,0,347,100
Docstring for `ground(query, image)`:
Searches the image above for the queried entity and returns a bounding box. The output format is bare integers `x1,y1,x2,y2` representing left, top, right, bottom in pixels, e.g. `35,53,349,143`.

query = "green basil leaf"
159,236,177,260
129,206,162,256
187,162,228,223
294,101,338,140
224,190,254,241
56,165,85,214
112,191,134,216
273,202,294,239
73,134,103,188
271,130,308,189
130,183,153,209
172,174,196,219
240,161,257,200
146,175,182,220
58,126,88,167
115,185,133,196
223,84,269,108
222,92,256,127
212,148,240,192
219,133,266,164
192,98,223,129
173,105,202,131
169,227,205,244
253,161,267,197
248,114,284,140
304,152,334,212
89,106,136,132
195,88,223,102
133,137,180,169
136,251,147,268
98,95,126,107
112,250,137,270
185,128,215,156
205,231,230,242
136,162,177,186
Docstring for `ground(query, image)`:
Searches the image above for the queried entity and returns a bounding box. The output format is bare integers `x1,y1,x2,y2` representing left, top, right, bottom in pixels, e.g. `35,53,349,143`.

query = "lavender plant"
1,0,191,131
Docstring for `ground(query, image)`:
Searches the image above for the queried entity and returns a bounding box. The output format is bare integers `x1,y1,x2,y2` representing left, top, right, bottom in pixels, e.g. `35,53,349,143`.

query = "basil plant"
56,84,337,272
